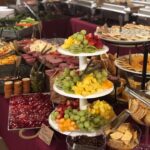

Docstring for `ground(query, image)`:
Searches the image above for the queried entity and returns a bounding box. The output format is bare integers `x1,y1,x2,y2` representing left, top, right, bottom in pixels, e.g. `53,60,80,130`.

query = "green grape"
70,115,74,120
64,114,69,119
51,115,56,120
72,33,78,38
72,109,78,114
63,68,70,76
101,69,108,77
74,115,80,121
80,116,86,122
70,70,76,77
62,81,71,88
84,121,90,129
93,116,101,124
80,30,87,35
78,123,84,129
54,111,59,117
73,76,80,83
78,110,86,116
77,34,84,41
65,76,72,81
83,39,88,45
101,77,107,82
65,109,70,114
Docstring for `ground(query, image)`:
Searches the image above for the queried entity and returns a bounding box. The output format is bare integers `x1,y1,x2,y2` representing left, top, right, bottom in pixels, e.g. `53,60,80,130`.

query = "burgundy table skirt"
0,95,67,150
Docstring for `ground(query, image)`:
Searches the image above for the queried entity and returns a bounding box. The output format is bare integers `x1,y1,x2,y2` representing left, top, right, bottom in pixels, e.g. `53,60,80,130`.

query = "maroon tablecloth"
70,18,97,34
0,95,67,150
41,17,71,38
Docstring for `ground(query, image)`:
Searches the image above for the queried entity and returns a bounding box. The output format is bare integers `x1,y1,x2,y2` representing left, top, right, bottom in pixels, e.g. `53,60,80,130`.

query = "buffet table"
0,17,150,150
0,95,67,150
0,94,150,150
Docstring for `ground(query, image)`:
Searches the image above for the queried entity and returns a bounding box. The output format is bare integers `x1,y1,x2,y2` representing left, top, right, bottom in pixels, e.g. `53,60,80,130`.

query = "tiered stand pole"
79,56,88,110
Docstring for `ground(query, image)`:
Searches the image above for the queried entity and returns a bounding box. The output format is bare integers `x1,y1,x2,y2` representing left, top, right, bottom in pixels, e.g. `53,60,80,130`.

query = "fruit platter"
49,99,116,136
58,30,109,56
54,68,113,99
8,93,53,130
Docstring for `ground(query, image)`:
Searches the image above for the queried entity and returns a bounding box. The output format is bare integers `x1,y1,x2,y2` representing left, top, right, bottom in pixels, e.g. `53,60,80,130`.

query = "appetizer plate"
57,45,109,57
99,36,150,45
48,112,103,137
115,54,150,75
53,83,114,99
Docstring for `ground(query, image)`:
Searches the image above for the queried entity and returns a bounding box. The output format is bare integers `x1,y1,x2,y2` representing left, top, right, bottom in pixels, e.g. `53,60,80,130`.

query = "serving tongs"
125,87,150,107
14,56,22,78
104,109,130,136
122,72,150,107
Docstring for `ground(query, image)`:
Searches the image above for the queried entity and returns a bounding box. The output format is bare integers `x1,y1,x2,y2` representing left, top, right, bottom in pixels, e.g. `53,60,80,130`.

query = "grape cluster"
55,68,80,93
62,30,98,53
64,108,108,132
93,69,108,83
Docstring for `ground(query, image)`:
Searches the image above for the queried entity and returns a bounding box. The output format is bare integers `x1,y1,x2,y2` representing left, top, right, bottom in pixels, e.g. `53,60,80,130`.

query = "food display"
129,99,150,126
96,24,150,42
115,54,150,74
0,17,38,31
40,51,78,70
0,14,149,149
61,30,104,54
19,39,57,54
67,134,106,150
0,55,17,65
107,123,140,150
55,68,113,96
8,93,53,130
50,99,114,132
0,41,15,57
88,100,116,120
15,17,38,29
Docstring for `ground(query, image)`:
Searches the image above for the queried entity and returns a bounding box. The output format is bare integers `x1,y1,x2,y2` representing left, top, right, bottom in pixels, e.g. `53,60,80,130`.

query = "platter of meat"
8,93,53,130
39,51,79,70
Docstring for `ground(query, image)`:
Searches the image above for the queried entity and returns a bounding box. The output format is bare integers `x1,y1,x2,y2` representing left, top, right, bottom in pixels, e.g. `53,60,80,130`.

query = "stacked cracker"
129,99,150,126
107,123,139,150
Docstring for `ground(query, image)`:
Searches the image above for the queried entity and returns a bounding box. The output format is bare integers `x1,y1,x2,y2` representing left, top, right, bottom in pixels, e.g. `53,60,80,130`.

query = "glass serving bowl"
107,124,142,150
66,133,106,150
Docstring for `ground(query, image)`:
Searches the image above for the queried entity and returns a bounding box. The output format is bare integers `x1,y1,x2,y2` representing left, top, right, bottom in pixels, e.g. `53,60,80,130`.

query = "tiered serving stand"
99,37,150,149
49,44,114,136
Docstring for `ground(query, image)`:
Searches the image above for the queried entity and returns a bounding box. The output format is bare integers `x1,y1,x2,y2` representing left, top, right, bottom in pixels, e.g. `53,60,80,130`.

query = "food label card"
38,124,54,145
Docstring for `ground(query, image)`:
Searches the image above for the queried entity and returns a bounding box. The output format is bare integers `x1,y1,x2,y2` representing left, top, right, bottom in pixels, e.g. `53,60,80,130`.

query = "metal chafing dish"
133,0,150,7
67,0,97,9
97,3,130,22
133,7,150,18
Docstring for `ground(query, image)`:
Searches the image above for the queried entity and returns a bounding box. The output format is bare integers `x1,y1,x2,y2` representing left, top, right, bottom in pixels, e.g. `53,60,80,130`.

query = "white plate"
53,83,114,99
48,112,104,137
95,33,150,45
57,46,109,57
115,54,150,75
